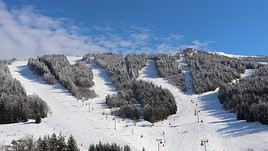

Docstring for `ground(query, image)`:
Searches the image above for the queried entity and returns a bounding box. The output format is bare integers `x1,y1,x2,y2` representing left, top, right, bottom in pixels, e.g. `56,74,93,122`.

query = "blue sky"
1,0,268,59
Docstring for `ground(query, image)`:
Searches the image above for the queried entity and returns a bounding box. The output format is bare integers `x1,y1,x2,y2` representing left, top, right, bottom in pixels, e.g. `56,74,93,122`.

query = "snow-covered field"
1,56,268,151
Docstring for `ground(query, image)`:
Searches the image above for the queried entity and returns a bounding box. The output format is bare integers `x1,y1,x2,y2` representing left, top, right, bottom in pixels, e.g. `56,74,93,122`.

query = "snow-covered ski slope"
137,60,225,151
137,59,268,151
1,56,268,151
3,59,135,150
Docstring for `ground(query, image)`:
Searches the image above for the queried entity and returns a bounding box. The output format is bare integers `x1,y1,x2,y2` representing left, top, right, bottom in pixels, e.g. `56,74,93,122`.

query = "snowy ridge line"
208,51,252,58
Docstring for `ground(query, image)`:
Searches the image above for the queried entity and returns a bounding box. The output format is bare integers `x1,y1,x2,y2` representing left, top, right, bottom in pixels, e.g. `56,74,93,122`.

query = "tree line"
28,55,96,99
106,80,177,123
125,54,147,79
4,133,131,151
82,54,94,63
93,53,148,89
218,65,268,124
89,142,131,151
93,53,177,122
154,54,185,91
184,48,257,94
183,48,268,124
242,56,268,64
0,62,48,124
94,53,131,89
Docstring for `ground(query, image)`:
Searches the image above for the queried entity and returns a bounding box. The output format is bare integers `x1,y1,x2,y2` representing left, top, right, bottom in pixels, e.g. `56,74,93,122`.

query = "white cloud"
0,1,105,59
162,34,184,42
0,0,214,59
180,40,215,50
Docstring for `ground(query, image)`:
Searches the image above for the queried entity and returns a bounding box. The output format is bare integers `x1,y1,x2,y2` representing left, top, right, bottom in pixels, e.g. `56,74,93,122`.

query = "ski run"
0,56,268,151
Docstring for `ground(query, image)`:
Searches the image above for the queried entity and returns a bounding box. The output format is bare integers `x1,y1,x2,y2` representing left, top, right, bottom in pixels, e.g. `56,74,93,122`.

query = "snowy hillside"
0,56,268,151
137,58,268,151
208,51,249,58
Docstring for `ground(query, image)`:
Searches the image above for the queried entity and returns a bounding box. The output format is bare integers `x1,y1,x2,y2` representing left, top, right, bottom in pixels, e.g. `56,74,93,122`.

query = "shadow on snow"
16,65,72,97
199,91,268,137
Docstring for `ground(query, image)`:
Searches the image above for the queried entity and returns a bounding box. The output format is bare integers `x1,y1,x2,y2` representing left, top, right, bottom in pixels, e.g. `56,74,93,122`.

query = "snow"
241,69,255,79
66,56,82,65
137,60,226,151
257,62,268,65
3,59,137,150
208,51,249,58
137,59,268,151
1,56,268,151
177,57,194,95
232,69,256,84
198,89,268,151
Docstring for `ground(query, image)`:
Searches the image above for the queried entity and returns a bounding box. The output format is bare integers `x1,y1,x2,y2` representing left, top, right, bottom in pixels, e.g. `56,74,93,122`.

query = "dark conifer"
67,135,79,151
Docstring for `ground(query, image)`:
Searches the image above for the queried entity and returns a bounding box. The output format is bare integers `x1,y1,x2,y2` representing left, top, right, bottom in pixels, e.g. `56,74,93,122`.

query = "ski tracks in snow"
4,59,137,151
137,59,225,151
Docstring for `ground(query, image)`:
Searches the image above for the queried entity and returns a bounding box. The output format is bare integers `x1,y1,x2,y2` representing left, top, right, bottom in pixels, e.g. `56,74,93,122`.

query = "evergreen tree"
0,101,8,124
48,133,58,151
26,137,34,151
28,55,96,99
8,133,132,151
218,64,268,124
0,62,48,124
67,135,79,151
144,104,154,122
124,145,131,151
35,114,42,124
154,54,185,91
37,136,49,151
57,134,67,151
184,48,255,94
